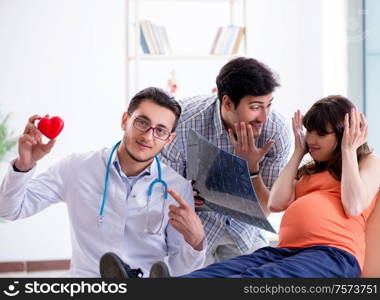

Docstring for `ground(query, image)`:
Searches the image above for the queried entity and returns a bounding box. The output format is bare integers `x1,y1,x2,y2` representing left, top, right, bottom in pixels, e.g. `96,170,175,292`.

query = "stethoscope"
98,141,168,235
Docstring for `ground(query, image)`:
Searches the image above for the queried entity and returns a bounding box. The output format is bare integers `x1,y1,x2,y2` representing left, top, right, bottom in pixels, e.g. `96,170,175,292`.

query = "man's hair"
127,87,182,132
216,57,280,107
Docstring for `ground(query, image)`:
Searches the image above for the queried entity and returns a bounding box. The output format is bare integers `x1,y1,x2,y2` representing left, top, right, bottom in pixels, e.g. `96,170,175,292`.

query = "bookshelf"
125,0,248,100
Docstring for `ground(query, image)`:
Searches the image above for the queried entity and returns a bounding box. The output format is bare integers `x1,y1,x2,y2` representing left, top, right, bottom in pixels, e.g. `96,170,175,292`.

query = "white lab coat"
0,147,205,277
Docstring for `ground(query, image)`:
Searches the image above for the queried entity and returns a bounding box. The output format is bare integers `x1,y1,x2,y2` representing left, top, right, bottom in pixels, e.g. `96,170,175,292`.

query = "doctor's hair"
127,87,182,132
298,95,371,181
216,57,280,108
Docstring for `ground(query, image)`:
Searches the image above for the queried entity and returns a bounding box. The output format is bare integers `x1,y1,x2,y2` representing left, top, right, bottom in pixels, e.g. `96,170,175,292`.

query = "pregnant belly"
277,193,351,248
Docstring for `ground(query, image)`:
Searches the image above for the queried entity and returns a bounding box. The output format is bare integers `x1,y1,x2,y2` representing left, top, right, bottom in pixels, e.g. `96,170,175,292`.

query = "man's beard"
124,142,156,163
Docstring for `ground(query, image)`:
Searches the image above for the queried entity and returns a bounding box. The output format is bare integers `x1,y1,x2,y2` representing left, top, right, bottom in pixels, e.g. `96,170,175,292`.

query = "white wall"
0,0,126,261
346,0,364,110
365,0,380,155
0,0,352,261
246,0,350,236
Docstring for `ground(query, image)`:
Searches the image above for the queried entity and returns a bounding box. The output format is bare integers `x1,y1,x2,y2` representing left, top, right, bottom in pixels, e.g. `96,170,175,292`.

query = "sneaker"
149,261,171,278
99,252,144,278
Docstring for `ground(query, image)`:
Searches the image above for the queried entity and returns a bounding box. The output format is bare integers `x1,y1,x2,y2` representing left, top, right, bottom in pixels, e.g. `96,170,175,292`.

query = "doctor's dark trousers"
180,246,360,278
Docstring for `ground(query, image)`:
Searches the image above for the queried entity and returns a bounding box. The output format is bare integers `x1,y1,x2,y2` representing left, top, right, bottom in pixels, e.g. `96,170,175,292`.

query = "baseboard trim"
0,260,70,273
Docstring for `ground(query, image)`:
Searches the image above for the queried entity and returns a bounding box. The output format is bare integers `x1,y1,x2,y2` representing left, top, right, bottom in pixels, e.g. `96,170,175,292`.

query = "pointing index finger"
168,188,189,209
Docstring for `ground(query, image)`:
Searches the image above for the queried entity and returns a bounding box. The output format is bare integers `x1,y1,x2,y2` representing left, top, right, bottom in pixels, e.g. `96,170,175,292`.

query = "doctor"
0,87,206,277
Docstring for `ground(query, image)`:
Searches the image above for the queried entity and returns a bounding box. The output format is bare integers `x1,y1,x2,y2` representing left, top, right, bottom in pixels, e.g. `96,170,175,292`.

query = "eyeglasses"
133,117,171,141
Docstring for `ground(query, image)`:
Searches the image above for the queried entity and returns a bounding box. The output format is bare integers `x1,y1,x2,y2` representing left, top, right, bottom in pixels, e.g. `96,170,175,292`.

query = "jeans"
182,245,361,278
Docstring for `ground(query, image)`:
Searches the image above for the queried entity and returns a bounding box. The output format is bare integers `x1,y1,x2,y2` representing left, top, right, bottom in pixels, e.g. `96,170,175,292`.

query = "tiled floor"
0,239,279,278
0,270,68,278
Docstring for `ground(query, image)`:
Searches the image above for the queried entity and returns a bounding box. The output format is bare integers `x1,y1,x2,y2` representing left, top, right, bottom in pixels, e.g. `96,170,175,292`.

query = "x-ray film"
187,129,276,233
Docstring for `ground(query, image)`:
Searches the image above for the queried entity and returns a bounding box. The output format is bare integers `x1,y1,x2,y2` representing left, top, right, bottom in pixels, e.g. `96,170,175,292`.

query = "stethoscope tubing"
98,141,168,234
99,141,121,221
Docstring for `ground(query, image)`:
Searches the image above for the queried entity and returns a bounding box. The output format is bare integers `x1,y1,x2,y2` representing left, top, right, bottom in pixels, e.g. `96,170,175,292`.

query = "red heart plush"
37,116,64,139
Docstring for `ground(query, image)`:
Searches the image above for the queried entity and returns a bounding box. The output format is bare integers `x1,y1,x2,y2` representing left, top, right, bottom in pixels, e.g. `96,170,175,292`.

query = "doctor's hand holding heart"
14,115,64,172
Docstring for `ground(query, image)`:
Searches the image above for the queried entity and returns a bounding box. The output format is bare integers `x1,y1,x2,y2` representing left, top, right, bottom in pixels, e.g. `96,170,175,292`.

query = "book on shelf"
213,26,228,54
225,25,240,54
151,23,164,54
232,27,245,54
210,25,245,55
210,26,222,55
139,20,172,55
140,20,156,54
139,24,150,54
159,25,172,55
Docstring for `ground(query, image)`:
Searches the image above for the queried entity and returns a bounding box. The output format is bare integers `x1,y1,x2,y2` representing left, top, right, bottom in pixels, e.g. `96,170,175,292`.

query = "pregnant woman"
157,95,380,278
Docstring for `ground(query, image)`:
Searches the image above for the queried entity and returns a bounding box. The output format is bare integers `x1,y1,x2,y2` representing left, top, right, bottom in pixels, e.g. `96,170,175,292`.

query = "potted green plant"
0,113,17,162
0,112,17,224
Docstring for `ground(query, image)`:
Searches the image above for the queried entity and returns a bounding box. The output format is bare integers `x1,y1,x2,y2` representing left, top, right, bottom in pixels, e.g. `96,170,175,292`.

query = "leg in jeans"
181,246,360,278
233,246,361,278
181,246,284,278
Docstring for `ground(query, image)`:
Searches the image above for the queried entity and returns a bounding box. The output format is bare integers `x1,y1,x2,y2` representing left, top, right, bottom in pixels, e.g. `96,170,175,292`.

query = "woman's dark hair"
216,57,280,108
127,87,181,132
298,95,371,181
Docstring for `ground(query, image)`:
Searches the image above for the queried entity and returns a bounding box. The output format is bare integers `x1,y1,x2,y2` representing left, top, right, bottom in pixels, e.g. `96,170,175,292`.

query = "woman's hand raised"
292,110,307,158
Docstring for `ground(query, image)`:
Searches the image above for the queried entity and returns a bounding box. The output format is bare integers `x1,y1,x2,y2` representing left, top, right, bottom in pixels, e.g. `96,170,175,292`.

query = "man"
160,57,291,265
0,87,205,277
